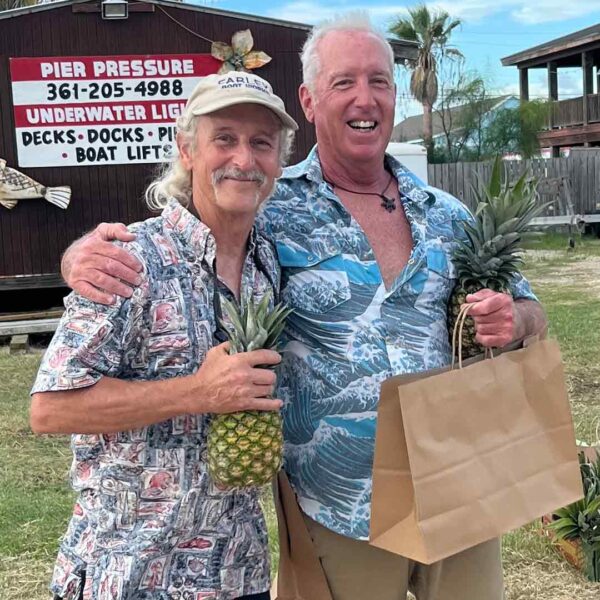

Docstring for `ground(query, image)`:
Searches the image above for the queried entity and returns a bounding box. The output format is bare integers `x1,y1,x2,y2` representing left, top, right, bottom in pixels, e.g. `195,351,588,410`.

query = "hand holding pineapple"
448,156,547,360
193,343,282,414
207,291,293,488
464,288,522,349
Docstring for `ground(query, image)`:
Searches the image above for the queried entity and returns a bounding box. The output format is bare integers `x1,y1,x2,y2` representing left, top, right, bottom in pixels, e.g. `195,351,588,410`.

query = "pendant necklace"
327,172,397,213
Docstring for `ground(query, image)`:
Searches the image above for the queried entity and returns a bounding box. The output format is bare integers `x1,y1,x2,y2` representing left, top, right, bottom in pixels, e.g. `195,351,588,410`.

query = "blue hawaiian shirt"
259,147,537,540
32,200,279,600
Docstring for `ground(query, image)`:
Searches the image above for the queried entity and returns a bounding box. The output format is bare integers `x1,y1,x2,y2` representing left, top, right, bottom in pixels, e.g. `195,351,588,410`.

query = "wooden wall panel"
0,3,315,282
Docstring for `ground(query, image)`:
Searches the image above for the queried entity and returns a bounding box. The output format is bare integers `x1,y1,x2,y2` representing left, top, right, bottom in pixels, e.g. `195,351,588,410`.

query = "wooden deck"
0,308,63,337
0,318,60,337
0,274,65,291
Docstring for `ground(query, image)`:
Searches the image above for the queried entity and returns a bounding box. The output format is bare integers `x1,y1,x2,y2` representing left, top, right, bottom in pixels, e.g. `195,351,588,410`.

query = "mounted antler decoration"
211,29,272,74
0,159,71,210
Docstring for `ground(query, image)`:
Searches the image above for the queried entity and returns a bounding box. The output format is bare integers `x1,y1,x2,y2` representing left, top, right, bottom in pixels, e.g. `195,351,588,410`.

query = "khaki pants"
303,514,504,600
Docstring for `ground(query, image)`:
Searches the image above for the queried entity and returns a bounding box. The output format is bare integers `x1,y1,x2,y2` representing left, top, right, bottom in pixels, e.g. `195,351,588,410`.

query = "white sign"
10,55,221,167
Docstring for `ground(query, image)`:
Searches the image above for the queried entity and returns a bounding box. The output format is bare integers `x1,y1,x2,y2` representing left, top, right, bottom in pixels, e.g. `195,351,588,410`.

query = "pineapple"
207,291,292,488
448,157,545,360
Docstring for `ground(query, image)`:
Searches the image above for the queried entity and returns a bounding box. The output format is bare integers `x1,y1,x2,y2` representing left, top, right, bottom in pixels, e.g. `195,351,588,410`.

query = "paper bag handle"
451,303,494,370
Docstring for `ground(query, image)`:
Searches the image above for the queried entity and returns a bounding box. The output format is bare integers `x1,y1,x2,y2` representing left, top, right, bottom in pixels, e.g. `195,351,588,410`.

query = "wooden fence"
428,153,600,215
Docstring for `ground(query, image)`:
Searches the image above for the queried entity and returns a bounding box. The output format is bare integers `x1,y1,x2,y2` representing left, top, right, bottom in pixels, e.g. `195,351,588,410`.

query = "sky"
196,0,600,122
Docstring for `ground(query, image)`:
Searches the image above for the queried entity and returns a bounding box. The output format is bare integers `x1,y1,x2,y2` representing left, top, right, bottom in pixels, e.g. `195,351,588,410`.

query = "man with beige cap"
30,73,297,600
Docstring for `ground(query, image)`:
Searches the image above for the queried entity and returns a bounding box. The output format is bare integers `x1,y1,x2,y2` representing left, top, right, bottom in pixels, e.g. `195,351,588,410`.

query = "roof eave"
0,0,312,29
142,0,312,31
501,23,600,67
389,39,419,63
1,1,420,57
0,0,83,19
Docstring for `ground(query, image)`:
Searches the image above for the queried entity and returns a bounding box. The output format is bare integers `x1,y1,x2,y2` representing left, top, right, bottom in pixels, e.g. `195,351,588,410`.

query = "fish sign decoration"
0,159,71,210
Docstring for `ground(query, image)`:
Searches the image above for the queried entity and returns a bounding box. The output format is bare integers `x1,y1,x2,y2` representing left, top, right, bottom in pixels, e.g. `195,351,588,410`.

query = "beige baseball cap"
186,72,298,130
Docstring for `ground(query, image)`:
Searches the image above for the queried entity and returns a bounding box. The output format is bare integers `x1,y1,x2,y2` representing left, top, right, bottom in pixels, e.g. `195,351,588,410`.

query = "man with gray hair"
60,13,547,600
31,73,297,600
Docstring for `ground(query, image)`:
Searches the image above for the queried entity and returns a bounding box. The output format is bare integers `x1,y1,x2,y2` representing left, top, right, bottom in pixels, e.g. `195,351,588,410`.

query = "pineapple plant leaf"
547,450,600,581
448,156,549,359
207,290,293,488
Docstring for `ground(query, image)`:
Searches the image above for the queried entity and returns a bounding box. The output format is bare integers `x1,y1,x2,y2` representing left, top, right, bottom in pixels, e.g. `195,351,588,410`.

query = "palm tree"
389,4,462,159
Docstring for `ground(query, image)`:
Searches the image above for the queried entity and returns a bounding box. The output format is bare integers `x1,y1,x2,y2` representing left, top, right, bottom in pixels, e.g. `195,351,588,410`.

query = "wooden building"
502,23,600,156
0,0,419,298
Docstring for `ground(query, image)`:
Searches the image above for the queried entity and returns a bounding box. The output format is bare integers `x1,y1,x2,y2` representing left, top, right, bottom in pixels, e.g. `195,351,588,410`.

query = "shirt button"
307,255,315,262
408,258,415,265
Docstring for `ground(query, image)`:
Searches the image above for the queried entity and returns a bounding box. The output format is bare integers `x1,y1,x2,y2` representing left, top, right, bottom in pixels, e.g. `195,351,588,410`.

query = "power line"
394,92,586,99
451,41,542,47
455,30,599,36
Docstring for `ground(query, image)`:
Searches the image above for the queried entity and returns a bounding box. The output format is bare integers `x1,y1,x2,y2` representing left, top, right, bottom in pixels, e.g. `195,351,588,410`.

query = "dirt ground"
526,250,600,297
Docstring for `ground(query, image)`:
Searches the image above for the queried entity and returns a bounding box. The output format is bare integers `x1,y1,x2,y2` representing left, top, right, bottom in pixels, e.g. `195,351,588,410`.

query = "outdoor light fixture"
101,0,128,20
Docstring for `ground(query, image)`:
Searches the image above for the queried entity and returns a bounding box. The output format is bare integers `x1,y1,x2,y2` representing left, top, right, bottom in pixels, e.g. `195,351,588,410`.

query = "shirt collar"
281,145,322,183
282,145,436,209
162,198,214,265
162,198,260,267
385,154,436,208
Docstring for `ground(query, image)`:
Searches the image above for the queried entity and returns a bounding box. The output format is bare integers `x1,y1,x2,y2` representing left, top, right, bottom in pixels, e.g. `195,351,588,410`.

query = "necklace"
328,173,397,213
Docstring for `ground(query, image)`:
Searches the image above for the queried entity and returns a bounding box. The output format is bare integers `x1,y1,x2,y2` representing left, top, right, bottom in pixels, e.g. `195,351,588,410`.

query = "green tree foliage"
483,100,550,158
434,67,489,163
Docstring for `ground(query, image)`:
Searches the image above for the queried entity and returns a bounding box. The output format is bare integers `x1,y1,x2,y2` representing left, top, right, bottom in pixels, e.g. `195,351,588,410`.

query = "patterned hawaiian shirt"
32,200,279,600
259,147,538,541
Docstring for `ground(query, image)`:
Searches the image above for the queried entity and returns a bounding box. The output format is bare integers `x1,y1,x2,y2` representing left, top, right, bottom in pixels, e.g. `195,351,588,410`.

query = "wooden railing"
552,97,583,127
588,93,600,123
546,93,600,128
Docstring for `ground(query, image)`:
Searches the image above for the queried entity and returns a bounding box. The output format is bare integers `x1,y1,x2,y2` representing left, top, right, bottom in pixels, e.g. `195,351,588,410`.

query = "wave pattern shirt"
259,147,537,541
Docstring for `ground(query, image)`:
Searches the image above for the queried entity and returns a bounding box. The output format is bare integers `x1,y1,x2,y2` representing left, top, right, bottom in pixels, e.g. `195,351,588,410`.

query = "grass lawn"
0,232,599,599
0,350,73,599
503,233,600,599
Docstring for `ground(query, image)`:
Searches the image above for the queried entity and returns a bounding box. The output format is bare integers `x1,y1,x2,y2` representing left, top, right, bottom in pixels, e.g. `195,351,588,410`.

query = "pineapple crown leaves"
453,239,523,289
219,290,293,354
471,158,549,232
455,156,549,290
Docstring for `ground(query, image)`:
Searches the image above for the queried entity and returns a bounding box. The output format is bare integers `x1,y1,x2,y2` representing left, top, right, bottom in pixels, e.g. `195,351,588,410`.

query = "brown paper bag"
273,471,334,600
369,338,583,565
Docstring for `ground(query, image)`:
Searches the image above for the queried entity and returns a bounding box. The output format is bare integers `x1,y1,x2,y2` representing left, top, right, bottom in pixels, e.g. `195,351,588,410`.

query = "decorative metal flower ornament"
211,29,272,74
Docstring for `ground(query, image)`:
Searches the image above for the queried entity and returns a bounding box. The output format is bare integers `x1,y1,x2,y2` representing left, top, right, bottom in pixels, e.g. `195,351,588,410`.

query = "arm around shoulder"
61,223,143,305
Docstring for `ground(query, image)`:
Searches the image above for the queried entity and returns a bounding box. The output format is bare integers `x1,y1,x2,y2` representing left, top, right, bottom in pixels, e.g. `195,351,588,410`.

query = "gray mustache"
211,167,266,186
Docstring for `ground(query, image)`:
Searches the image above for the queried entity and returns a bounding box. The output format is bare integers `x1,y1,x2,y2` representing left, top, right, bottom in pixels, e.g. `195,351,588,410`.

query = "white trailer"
386,142,428,184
